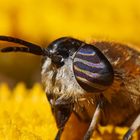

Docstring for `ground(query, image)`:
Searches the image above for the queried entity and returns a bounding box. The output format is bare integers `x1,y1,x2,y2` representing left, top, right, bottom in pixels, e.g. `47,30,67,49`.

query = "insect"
0,36,140,140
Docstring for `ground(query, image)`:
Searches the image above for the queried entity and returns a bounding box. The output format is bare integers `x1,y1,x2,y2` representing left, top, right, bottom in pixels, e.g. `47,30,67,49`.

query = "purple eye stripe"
76,53,100,63
74,61,103,74
74,58,105,69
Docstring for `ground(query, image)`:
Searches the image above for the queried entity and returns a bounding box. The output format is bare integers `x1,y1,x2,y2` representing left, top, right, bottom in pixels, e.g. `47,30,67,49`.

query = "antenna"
0,36,50,56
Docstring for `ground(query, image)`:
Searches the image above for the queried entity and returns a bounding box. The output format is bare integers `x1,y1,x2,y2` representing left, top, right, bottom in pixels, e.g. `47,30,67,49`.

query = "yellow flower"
0,83,139,140
0,83,57,140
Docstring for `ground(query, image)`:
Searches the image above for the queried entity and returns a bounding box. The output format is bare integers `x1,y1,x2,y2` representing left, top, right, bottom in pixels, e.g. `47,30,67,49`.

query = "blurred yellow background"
0,0,140,87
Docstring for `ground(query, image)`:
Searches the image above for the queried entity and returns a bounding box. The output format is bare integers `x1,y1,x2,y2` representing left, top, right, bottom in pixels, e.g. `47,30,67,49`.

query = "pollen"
0,83,139,140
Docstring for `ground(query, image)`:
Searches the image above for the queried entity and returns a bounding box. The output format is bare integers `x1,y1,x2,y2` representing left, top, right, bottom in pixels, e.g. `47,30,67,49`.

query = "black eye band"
0,36,50,56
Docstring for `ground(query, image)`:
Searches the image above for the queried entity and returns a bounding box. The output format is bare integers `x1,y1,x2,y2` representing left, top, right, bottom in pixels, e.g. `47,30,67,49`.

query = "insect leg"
83,100,103,140
123,113,140,140
46,94,73,140
55,128,64,140
53,99,73,140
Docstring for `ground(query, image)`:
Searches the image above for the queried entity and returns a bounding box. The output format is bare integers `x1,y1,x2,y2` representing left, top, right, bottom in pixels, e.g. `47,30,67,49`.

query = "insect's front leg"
83,98,103,140
55,128,64,140
123,113,140,140
47,95,73,140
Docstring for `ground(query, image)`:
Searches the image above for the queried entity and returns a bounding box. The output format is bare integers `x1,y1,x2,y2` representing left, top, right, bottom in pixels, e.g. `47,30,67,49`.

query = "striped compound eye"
73,44,114,92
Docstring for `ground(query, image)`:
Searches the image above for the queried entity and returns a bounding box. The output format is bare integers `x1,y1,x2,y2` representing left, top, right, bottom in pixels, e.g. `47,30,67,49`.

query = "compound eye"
73,44,114,92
